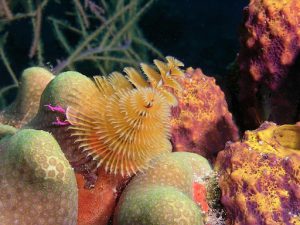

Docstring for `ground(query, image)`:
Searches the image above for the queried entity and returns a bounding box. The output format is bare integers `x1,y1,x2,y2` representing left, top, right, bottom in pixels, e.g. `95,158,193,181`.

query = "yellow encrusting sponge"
66,57,184,176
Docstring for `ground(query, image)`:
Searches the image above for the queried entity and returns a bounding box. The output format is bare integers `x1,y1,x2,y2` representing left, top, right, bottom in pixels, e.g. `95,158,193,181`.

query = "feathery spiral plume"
66,57,184,176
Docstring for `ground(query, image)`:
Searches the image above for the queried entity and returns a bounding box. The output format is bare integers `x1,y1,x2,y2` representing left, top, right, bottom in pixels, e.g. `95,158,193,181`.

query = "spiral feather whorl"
95,88,172,176
67,57,184,177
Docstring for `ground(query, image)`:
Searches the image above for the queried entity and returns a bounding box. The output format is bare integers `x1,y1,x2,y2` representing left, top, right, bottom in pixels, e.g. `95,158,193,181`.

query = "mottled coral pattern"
25,72,129,225
114,152,215,225
216,122,300,225
171,68,239,161
0,129,78,225
26,71,100,179
125,152,195,196
114,186,203,225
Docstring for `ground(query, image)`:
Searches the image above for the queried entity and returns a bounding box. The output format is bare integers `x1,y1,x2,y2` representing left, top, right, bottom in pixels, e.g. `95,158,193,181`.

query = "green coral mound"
29,71,99,128
0,124,17,139
127,152,195,196
127,152,213,197
38,71,96,108
114,185,203,225
172,152,213,181
27,71,100,164
0,129,78,225
113,152,212,225
0,67,53,128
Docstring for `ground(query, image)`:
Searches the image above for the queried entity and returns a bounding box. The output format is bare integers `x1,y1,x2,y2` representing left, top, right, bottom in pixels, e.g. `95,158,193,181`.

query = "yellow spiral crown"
66,56,184,176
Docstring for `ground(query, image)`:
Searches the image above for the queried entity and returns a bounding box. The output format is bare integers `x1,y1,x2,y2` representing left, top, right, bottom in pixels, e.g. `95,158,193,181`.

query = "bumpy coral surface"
26,71,127,223
238,0,300,128
171,67,239,161
114,185,203,225
0,129,78,225
0,67,54,128
114,152,215,225
27,71,100,178
216,122,300,225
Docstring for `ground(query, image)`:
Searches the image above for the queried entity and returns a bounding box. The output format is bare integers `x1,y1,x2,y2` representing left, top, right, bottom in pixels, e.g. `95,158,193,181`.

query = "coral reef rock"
114,152,216,225
238,0,300,128
171,67,239,161
0,129,78,225
0,67,54,128
216,122,300,225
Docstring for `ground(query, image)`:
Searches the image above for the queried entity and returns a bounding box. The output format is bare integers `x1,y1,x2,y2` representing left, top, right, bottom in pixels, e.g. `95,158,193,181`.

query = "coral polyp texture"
0,67,54,128
0,129,78,225
238,0,300,128
114,186,202,225
216,122,300,225
114,152,217,225
171,67,239,161
66,56,184,177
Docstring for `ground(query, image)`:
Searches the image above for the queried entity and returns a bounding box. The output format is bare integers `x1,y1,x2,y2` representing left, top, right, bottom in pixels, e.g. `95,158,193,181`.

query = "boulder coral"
25,71,128,225
114,152,216,225
171,67,239,161
114,185,202,225
0,129,78,225
216,122,300,225
0,67,54,128
27,71,100,178
238,0,300,128
26,56,185,224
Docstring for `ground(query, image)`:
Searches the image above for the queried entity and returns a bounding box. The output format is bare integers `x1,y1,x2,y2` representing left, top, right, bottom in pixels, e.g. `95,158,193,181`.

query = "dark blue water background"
0,0,248,88
142,0,248,78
